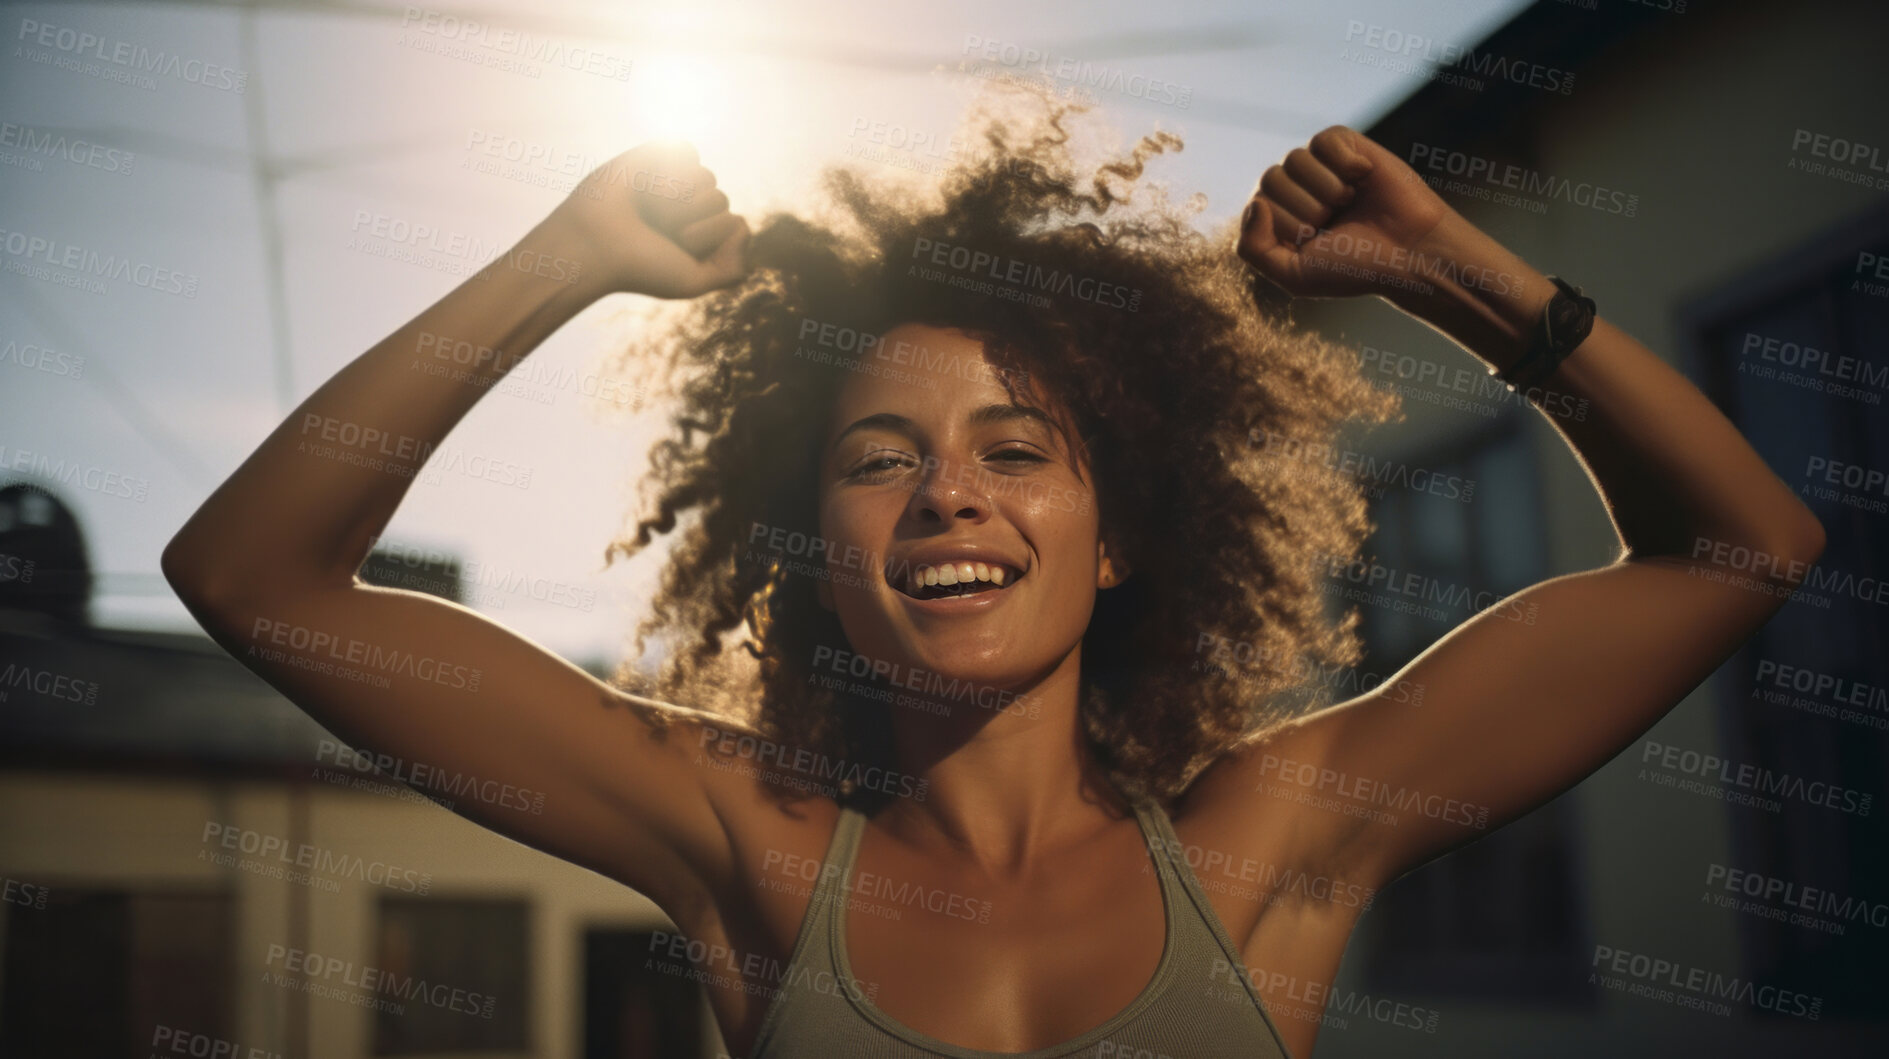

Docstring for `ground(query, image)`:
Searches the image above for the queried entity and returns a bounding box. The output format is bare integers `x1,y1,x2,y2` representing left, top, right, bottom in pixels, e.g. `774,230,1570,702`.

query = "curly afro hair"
603,83,1400,812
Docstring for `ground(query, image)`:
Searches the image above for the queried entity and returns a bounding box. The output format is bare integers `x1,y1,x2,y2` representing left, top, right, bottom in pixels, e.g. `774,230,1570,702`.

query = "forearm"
164,215,609,598
1389,212,1823,568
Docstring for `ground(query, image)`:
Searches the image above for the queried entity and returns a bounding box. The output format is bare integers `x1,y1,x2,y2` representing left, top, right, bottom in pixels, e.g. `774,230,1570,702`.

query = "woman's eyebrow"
967,403,1055,432
971,402,1073,453
828,404,1062,453
830,412,915,453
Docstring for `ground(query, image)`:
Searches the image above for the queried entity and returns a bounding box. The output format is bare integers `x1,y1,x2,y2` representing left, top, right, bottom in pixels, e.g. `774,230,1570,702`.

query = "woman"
163,90,1824,1059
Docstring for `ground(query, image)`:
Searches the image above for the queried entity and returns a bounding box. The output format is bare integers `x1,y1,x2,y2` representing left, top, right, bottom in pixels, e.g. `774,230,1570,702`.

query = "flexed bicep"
1283,550,1816,889
171,573,743,915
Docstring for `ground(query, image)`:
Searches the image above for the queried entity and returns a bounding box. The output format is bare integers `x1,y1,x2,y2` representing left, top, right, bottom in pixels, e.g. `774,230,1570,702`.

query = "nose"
909,454,991,524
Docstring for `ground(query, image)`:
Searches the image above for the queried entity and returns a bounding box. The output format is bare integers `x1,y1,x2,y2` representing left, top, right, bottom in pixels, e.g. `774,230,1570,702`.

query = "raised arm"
161,143,755,914
1187,126,1825,894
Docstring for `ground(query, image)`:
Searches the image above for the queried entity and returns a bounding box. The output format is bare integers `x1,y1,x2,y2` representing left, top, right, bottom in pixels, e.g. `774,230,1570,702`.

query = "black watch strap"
1493,276,1596,394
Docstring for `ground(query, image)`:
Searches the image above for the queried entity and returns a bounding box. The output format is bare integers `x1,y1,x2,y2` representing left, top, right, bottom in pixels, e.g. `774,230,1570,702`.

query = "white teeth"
905,561,1019,595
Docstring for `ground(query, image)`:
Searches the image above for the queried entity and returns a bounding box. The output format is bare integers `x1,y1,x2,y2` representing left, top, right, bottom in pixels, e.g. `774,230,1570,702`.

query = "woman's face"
817,323,1113,697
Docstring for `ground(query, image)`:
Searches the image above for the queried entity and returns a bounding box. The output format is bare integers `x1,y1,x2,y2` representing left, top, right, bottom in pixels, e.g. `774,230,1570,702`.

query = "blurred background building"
2,0,1885,1056
1292,2,1889,1056
0,482,702,1057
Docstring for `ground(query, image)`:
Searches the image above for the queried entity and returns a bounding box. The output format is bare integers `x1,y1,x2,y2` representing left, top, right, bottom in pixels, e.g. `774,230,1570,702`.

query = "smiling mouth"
895,561,1025,601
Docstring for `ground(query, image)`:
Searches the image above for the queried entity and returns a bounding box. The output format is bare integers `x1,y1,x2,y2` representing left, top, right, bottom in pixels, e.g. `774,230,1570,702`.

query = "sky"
0,0,1532,666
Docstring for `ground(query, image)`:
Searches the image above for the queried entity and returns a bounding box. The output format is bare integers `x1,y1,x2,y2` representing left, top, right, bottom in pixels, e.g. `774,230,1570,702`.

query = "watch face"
1549,293,1593,349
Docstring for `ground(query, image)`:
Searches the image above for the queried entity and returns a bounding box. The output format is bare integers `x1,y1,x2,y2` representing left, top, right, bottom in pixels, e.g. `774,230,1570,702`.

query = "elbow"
1744,506,1826,590
1776,510,1827,583
1770,485,1828,572
161,532,225,612
162,528,355,616
162,538,270,637
160,532,206,597
161,525,255,613
1656,508,1826,589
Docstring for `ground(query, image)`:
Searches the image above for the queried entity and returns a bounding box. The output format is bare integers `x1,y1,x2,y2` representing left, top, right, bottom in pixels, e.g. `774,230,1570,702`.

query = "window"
1344,417,1592,1002
1683,202,1889,1021
1,887,233,1056
582,928,708,1059
372,895,530,1053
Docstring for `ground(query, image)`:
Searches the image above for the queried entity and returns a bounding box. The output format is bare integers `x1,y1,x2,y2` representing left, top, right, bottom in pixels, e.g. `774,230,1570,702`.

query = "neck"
869,645,1131,879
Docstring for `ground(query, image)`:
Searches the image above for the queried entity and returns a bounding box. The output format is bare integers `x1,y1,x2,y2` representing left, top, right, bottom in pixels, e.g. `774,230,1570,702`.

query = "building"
1292,1,1888,1055
0,488,703,1058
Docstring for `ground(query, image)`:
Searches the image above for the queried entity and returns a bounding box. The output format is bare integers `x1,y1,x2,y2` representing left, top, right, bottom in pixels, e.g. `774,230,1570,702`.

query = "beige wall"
0,769,678,1059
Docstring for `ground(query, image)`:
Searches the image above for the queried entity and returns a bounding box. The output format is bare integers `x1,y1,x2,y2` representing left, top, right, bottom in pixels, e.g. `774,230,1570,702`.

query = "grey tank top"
747,799,1294,1059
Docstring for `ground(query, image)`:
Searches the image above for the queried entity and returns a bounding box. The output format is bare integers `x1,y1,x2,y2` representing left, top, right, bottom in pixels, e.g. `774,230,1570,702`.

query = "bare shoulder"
1165,709,1365,906
1169,711,1377,1018
623,698,843,933
627,708,844,1056
1172,710,1342,839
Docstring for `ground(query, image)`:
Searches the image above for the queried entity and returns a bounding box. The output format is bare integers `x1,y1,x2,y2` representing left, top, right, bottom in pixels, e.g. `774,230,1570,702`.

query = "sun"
631,52,731,142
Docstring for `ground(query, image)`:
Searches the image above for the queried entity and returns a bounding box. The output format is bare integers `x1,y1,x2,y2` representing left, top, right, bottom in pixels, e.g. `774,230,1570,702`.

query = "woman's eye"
990,448,1046,465
848,454,913,478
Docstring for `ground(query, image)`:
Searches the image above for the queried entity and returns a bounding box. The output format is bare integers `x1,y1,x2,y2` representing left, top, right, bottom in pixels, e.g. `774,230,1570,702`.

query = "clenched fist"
1235,125,1455,301
543,141,751,299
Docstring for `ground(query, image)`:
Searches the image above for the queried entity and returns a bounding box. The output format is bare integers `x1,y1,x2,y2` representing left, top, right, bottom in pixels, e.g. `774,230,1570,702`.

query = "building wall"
0,769,677,1058
1302,2,1888,1056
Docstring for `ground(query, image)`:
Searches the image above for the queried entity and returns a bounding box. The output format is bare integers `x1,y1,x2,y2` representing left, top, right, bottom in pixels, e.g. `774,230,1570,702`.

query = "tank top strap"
817,801,871,903
1130,798,1181,875
1134,797,1299,1059
748,800,868,1052
1133,798,1185,875
1134,797,1243,947
790,800,869,956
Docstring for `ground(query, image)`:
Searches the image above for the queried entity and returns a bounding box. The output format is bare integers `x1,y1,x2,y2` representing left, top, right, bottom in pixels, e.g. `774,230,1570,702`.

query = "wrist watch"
1492,275,1596,393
